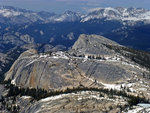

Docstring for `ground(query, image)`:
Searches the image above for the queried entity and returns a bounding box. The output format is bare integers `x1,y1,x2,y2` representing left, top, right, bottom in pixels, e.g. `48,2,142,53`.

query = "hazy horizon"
0,0,150,13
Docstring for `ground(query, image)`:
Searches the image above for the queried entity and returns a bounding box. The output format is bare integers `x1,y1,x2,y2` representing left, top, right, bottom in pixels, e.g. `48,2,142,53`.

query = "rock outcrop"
3,34,150,113
71,34,120,58
21,91,127,113
4,34,149,92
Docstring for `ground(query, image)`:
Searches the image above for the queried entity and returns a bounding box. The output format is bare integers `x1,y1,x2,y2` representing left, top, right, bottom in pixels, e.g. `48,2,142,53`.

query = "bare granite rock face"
4,49,130,90
21,91,127,113
4,34,150,92
71,34,119,57
3,34,150,113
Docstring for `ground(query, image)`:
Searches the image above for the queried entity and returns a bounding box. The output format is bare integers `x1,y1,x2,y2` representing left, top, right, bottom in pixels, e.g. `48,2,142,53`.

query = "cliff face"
5,50,83,90
4,50,127,90
4,34,149,92
71,34,119,56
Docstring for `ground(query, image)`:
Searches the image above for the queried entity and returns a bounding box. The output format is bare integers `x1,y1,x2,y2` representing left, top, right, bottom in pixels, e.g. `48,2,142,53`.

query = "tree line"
1,79,149,107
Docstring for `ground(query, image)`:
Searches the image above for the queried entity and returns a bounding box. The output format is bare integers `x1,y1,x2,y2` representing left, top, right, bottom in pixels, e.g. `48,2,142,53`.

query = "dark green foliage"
104,44,150,70
127,95,147,106
88,55,95,59
0,79,11,84
2,80,149,107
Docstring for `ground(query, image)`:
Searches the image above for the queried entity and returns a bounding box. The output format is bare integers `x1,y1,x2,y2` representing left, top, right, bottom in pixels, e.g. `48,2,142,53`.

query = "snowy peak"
89,7,120,15
0,6,150,24
81,7,122,22
81,7,150,22
0,5,56,24
0,9,21,17
50,10,81,22
0,5,34,17
0,6,23,17
0,6,81,24
0,5,29,12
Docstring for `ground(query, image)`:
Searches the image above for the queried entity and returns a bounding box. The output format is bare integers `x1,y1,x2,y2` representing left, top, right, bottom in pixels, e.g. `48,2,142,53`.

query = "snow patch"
126,104,150,113
11,78,16,85
0,9,21,17
21,96,31,99
81,7,150,23
52,51,69,59
101,83,122,90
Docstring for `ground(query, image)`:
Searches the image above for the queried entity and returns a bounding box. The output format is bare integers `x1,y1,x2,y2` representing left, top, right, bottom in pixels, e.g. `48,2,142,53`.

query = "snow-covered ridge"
126,104,150,113
0,6,150,24
0,6,34,17
45,10,81,22
0,6,81,22
81,7,150,22
0,9,22,17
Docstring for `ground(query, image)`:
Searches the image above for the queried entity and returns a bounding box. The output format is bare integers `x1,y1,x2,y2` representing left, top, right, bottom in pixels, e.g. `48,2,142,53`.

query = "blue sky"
0,0,150,13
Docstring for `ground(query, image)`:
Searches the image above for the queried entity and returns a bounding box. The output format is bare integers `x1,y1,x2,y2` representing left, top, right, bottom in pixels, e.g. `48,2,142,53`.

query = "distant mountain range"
0,6,150,50
0,6,150,25
0,6,150,112
0,6,150,75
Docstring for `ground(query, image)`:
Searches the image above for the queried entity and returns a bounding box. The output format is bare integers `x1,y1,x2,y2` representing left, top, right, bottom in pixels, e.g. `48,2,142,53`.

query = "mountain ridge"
0,6,150,81
1,34,150,113
0,5,150,25
4,34,150,92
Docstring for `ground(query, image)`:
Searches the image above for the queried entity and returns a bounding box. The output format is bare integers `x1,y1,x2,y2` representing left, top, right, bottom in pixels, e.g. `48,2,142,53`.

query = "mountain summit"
5,34,150,92
0,6,150,24
81,7,150,23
